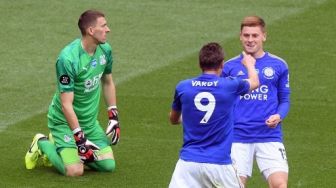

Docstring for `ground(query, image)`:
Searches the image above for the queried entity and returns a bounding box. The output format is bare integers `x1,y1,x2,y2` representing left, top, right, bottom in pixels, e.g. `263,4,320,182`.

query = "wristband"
107,105,117,110
72,127,82,134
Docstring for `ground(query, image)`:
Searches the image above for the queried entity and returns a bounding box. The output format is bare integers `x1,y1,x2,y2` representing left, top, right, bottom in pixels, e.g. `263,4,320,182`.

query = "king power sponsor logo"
240,84,268,101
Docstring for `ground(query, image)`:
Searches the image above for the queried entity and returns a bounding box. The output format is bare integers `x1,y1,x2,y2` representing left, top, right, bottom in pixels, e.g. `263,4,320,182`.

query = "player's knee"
65,164,84,177
269,182,287,188
101,159,116,172
267,171,288,188
66,168,84,177
239,176,248,187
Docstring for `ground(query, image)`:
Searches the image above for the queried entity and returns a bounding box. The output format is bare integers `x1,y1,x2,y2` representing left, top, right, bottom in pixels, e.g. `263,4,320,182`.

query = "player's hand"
106,107,120,145
241,51,256,68
265,114,282,128
73,129,100,163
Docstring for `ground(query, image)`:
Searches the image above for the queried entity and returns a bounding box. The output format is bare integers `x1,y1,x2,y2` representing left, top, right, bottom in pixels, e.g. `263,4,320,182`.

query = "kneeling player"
24,9,120,176
25,106,120,176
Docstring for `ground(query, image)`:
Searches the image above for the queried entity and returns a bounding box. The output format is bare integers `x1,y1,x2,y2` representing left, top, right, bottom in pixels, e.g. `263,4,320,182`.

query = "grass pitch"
0,0,335,187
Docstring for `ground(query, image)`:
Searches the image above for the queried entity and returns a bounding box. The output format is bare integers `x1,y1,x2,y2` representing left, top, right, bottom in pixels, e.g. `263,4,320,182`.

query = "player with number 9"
168,42,259,187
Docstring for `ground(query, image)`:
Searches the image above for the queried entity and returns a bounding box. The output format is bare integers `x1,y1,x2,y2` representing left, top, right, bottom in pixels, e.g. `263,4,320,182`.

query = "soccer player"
169,42,259,188
222,16,291,188
24,10,120,176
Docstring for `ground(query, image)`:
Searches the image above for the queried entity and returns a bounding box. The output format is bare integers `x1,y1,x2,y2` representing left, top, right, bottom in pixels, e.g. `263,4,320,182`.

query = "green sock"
38,140,66,175
86,159,116,172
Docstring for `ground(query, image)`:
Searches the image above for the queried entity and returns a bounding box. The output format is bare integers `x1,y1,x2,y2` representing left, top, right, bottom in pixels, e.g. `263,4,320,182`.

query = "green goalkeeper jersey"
48,38,113,127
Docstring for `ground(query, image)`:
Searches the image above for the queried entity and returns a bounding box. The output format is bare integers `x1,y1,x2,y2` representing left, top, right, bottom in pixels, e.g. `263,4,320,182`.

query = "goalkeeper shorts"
60,146,113,165
48,119,112,164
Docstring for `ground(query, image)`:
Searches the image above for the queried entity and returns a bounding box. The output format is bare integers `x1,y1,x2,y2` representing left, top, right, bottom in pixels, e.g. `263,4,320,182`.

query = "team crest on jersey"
91,59,97,68
100,55,106,65
262,67,275,79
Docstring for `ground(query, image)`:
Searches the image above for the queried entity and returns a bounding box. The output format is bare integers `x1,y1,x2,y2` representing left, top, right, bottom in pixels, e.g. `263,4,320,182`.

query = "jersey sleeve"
171,86,182,112
225,76,250,95
277,67,291,119
55,56,75,92
277,68,290,94
235,78,250,95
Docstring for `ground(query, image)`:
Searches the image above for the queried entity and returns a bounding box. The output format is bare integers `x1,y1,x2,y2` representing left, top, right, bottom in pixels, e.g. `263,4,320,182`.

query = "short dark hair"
240,16,266,32
199,42,224,71
78,10,105,35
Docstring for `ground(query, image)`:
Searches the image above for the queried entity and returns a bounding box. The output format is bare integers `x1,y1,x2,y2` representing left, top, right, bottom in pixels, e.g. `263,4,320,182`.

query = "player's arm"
56,56,79,130
265,93,290,128
60,92,80,131
61,92,100,162
170,87,182,125
276,68,290,120
56,57,99,162
266,68,290,128
241,52,259,90
276,92,290,119
169,110,181,125
101,73,120,145
101,73,117,106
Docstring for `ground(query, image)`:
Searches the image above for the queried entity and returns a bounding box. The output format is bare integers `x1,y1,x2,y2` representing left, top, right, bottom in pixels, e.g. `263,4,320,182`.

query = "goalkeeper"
24,9,120,176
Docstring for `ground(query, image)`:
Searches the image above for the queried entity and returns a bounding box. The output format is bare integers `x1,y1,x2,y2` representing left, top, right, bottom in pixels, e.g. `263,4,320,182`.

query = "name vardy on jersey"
192,80,218,87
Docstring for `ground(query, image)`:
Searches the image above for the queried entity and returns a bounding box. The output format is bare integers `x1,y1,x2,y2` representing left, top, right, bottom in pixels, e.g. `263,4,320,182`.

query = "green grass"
0,0,335,187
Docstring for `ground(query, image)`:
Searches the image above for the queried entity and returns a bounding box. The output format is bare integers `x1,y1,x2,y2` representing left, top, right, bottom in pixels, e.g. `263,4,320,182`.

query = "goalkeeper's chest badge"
64,135,71,143
100,54,106,65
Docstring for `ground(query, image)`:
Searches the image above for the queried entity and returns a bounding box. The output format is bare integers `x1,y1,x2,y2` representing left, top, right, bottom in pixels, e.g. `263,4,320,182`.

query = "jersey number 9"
194,92,216,124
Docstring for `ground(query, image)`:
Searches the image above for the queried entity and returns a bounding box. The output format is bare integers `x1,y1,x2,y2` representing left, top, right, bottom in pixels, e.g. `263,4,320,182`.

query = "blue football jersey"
172,73,250,164
222,52,290,143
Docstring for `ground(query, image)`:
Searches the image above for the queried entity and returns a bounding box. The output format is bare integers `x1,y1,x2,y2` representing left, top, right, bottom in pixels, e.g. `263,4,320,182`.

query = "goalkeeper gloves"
106,106,120,145
73,128,100,163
